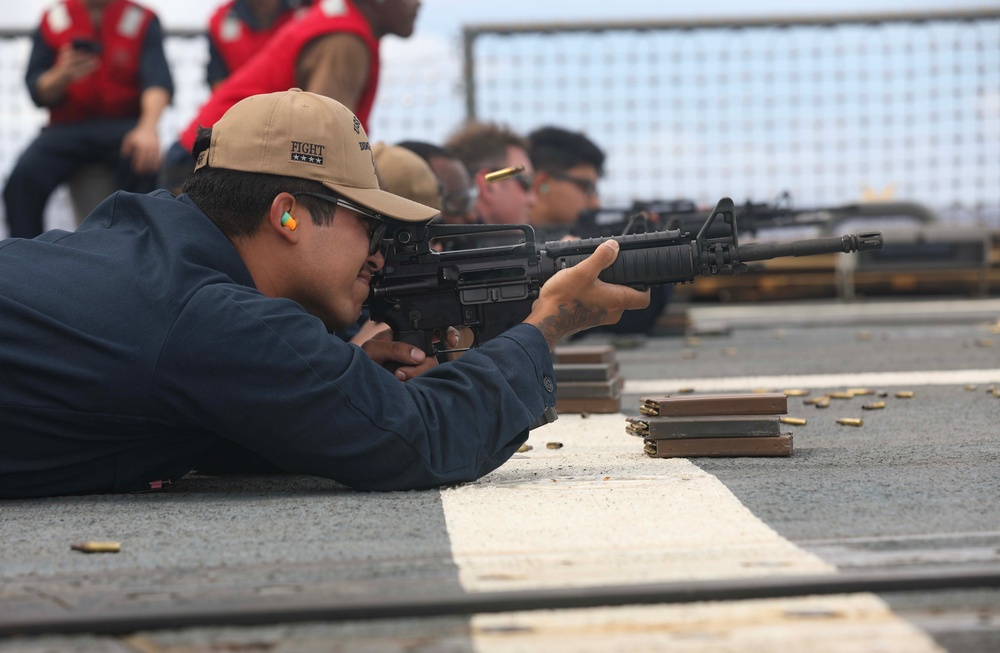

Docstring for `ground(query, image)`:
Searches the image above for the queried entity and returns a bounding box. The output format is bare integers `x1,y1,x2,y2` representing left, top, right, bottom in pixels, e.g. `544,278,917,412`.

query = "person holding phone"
162,0,419,194
2,0,173,238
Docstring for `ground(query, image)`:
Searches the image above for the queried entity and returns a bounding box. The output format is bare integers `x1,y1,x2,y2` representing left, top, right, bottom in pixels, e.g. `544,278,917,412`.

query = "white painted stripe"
625,368,1000,394
806,545,1000,569
688,298,1000,329
440,414,946,651
689,298,1000,320
799,530,1000,546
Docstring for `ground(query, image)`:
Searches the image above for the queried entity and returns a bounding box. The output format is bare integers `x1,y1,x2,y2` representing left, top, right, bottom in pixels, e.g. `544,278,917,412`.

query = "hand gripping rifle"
368,197,884,357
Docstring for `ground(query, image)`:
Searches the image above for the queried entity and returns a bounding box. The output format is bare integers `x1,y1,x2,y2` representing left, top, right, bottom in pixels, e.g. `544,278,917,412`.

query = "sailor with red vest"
2,0,173,239
161,0,419,193
205,0,313,90
160,0,314,191
172,0,419,164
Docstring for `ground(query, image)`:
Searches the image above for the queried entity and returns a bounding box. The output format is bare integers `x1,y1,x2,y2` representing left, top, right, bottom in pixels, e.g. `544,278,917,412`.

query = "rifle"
575,196,831,240
368,197,883,357
576,196,937,240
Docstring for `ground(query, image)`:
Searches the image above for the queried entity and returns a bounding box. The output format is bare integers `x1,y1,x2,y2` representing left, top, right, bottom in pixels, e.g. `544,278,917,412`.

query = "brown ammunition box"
636,415,781,439
643,434,793,458
638,392,788,417
553,361,620,382
556,376,624,399
556,396,622,414
553,345,616,365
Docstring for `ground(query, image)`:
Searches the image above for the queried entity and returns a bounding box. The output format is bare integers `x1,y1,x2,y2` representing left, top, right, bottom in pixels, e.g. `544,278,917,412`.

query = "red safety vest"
180,0,379,153
207,0,311,80
38,0,154,124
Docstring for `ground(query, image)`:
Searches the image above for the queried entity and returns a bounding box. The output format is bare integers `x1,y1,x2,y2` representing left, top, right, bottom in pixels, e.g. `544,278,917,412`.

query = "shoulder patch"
46,2,72,34
220,15,241,42
116,6,144,38
319,0,347,18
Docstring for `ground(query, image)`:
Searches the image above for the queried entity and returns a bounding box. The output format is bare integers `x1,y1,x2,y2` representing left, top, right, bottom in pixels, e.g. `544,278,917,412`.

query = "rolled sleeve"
25,29,55,107
205,38,230,87
139,16,173,97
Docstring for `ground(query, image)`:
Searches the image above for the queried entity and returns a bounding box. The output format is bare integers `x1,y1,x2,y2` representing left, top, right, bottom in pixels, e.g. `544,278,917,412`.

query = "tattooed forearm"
534,300,608,350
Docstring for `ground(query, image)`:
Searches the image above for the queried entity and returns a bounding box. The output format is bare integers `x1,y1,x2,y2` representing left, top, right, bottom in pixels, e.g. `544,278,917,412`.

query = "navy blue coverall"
0,191,555,498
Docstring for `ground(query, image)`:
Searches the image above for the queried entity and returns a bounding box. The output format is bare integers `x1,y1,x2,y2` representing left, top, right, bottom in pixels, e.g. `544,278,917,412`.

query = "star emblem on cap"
291,153,324,165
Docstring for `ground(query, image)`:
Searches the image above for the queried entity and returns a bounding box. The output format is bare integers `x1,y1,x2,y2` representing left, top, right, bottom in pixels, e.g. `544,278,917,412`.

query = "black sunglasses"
548,171,598,197
510,173,534,193
293,192,388,255
441,185,479,215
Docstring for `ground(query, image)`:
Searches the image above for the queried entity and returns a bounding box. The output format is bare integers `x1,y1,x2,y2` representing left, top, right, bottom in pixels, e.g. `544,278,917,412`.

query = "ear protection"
539,183,550,194
280,211,297,231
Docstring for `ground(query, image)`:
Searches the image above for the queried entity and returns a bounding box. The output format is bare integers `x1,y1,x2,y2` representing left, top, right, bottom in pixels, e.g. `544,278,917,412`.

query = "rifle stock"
368,198,883,356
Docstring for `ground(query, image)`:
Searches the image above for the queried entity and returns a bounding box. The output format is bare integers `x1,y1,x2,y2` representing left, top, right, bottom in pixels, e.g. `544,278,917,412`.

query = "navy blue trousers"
3,119,158,238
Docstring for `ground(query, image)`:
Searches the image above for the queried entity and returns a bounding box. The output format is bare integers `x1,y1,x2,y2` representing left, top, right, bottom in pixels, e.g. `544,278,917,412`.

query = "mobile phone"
71,38,102,55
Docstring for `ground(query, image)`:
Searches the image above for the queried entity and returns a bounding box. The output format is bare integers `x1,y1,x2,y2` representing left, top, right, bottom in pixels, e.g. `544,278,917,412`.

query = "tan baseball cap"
194,88,439,223
372,142,441,210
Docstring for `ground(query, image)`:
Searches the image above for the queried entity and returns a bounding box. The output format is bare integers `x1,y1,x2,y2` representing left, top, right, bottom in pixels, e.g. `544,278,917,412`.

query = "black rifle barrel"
740,231,884,262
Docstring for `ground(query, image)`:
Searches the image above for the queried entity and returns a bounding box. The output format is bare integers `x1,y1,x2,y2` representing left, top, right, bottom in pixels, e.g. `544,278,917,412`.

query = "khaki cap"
194,88,439,223
372,142,441,210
